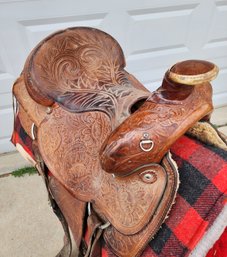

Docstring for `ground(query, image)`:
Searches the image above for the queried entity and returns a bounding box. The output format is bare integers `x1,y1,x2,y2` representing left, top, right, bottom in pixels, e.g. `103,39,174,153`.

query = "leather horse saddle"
12,27,226,257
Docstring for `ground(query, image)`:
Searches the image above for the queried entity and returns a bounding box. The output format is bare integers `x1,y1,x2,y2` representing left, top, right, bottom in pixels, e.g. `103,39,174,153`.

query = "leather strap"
32,140,72,257
84,207,103,257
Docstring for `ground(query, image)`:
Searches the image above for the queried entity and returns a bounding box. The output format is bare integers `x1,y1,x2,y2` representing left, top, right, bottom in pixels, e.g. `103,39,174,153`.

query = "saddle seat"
23,27,150,127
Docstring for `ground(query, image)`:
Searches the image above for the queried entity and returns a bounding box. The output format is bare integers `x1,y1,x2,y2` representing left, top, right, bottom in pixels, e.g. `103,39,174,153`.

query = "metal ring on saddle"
31,123,36,140
140,139,154,152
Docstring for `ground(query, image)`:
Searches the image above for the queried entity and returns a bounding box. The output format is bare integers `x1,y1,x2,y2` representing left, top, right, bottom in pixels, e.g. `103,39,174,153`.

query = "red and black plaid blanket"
12,117,227,257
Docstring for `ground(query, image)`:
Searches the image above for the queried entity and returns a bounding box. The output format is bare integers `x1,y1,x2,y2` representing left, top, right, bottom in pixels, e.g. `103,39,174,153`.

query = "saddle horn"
100,60,219,176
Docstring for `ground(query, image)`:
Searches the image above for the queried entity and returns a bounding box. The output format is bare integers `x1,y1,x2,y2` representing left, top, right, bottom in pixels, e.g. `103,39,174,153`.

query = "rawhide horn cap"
168,60,219,85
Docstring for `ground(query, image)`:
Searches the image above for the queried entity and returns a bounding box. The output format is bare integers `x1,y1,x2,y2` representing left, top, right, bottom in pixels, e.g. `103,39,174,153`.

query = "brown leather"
102,153,179,257
32,140,72,257
37,107,178,257
12,27,220,257
23,27,150,127
49,176,86,255
23,27,125,107
100,61,215,176
13,76,46,127
170,60,214,75
85,208,103,257
13,98,179,257
37,108,178,237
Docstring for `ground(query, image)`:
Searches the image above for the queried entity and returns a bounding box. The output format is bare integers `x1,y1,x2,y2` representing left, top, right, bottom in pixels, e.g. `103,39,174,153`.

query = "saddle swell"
100,60,218,176
11,27,222,257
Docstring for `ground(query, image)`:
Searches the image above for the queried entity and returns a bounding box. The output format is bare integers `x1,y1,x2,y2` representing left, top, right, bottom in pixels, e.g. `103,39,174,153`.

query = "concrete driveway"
0,174,64,257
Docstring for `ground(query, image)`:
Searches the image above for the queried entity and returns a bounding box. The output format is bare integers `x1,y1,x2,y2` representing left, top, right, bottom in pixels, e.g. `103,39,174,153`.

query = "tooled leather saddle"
12,27,227,257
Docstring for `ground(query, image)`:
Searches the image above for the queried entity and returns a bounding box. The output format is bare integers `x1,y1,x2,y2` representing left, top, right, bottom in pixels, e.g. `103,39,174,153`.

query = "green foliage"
11,166,37,177
212,123,227,129
218,123,227,128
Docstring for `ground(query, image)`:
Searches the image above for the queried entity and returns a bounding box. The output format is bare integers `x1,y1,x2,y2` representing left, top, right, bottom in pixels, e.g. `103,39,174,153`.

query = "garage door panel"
0,22,28,74
0,73,15,94
204,41,227,52
128,6,196,54
0,0,34,2
213,70,227,93
127,46,189,71
0,109,14,139
0,57,6,74
19,13,107,50
209,1,227,41
126,47,191,91
213,92,227,107
0,43,15,75
0,93,13,109
206,55,227,105
0,72,15,117
0,139,15,153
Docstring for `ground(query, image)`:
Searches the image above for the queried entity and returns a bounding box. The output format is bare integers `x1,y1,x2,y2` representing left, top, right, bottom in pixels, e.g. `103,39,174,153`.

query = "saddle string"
12,95,19,142
85,203,110,257
87,202,111,229
31,123,36,140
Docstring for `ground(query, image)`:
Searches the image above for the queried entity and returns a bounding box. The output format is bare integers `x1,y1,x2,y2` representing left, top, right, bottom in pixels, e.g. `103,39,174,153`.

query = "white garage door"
0,0,227,153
